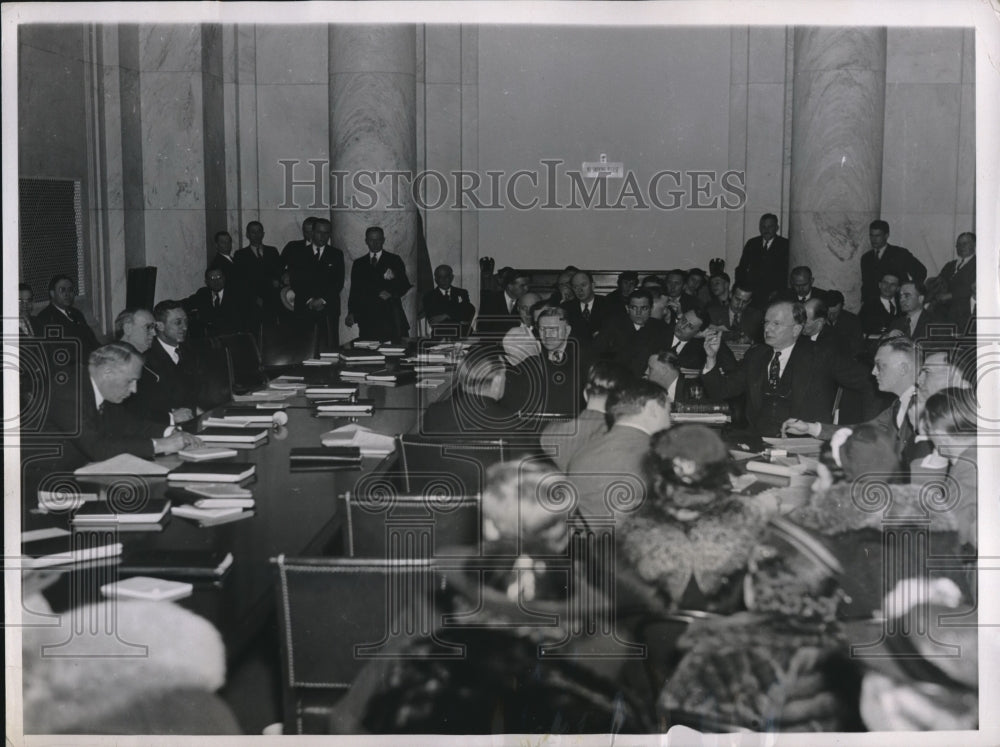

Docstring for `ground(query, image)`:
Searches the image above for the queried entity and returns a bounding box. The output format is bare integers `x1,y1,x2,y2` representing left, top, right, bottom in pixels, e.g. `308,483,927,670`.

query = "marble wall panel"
956,83,975,215
202,24,223,80
730,27,748,82
140,72,205,210
139,24,203,72
961,28,974,84
237,25,257,81
748,27,786,84
236,82,260,217
425,25,461,84
142,209,209,301
255,25,327,85
221,24,237,84
745,83,785,212
877,212,956,276
330,25,416,74
102,211,128,314
424,82,463,274
881,83,960,215
886,28,963,84
461,25,478,86
255,83,328,213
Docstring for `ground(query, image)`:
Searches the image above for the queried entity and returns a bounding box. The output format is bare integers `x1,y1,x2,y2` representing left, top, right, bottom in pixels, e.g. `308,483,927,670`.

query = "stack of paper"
302,358,334,366
178,446,239,461
339,349,386,364
74,453,170,476
22,528,124,569
352,340,382,349
321,423,396,457
233,389,296,402
168,462,256,483
378,344,407,356
171,504,253,526
268,375,306,391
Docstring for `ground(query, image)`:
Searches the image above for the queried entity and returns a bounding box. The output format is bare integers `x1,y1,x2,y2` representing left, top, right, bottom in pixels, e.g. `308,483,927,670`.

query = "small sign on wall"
581,154,624,178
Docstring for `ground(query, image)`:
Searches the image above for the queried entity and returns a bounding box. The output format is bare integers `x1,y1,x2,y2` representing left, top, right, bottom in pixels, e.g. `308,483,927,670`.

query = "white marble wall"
330,25,419,333
789,27,887,307
727,27,791,278
880,28,974,276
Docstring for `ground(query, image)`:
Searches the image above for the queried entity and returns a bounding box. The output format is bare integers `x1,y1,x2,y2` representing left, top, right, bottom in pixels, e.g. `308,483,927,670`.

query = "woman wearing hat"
617,424,781,614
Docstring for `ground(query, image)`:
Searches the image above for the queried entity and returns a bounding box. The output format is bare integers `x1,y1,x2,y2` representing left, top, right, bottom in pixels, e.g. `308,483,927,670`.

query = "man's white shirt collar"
158,337,180,364
897,386,915,429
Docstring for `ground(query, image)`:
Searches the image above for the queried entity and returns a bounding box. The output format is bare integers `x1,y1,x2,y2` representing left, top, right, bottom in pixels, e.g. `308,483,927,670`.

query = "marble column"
789,28,887,309
329,25,418,337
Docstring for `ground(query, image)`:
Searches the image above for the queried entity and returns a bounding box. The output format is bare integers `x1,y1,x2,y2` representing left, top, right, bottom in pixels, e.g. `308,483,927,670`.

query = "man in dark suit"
889,281,941,340
735,213,790,309
421,350,519,437
778,266,827,305
208,230,238,280
783,337,923,474
422,264,475,338
183,268,248,339
664,308,714,371
127,301,200,425
504,307,591,418
285,217,345,350
34,342,196,472
663,269,699,320
562,270,614,341
35,274,102,361
701,301,876,436
706,283,763,343
937,231,976,332
859,272,901,335
346,225,411,341
605,271,638,318
593,289,673,377
234,220,283,324
825,291,865,360
280,216,316,269
18,282,40,337
860,220,927,305
477,268,530,336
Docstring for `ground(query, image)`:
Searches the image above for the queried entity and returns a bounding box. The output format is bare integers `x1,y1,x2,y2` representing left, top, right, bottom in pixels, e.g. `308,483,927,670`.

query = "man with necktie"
478,268,531,336
707,283,763,343
859,272,901,335
702,301,876,436
234,220,283,324
346,225,412,341
286,217,345,350
183,268,248,338
35,274,102,361
778,266,827,305
783,336,923,475
735,213,790,309
860,220,927,305
131,301,200,425
937,232,976,333
888,281,940,340
561,270,613,341
18,282,39,337
422,264,475,338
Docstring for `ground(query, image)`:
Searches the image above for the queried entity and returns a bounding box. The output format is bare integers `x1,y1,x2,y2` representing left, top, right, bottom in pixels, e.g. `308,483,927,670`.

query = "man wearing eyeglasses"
593,289,672,377
503,307,591,419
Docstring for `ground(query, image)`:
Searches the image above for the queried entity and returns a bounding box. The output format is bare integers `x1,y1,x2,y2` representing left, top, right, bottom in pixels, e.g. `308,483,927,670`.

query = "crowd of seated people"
17,212,980,735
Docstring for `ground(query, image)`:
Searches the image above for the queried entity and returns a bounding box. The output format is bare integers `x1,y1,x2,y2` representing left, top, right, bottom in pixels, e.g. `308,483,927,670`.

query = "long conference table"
30,354,458,662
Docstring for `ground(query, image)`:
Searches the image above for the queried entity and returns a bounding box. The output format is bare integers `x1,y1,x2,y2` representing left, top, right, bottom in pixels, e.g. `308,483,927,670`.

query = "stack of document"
22,527,123,569
378,344,407,356
339,349,386,364
178,446,239,461
302,358,334,366
198,427,270,445
268,375,306,391
168,462,256,483
321,423,396,457
74,453,170,476
352,340,382,349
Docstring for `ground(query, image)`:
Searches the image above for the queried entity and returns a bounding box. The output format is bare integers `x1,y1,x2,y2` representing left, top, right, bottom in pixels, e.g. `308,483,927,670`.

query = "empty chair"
271,554,458,735
195,346,234,411
213,332,267,394
397,434,507,494
260,322,319,371
338,488,481,559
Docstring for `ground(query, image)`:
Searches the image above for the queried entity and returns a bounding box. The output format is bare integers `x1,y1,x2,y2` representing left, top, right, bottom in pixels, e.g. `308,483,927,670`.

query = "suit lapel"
779,339,808,387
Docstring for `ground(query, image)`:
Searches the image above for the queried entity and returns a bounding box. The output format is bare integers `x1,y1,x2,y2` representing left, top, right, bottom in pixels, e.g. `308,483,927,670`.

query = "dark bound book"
197,426,270,444
118,549,235,578
167,462,257,483
289,446,363,467
365,368,417,385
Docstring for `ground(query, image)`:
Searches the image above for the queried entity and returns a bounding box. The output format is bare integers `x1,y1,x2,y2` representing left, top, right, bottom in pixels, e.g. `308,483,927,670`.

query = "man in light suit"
346,225,412,341
735,213,790,309
566,379,672,519
285,217,345,350
860,220,927,305
701,301,876,437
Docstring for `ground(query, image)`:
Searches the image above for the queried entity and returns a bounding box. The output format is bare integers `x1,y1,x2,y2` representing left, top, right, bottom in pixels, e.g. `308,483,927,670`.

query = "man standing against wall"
346,226,412,341
860,220,926,305
286,217,345,351
735,213,789,310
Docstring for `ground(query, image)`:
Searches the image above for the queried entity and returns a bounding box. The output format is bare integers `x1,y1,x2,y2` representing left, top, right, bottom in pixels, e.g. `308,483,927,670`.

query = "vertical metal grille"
19,177,84,299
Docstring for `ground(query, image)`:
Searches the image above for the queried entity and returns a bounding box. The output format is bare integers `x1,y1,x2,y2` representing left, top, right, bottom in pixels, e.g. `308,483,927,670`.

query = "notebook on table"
178,446,240,462
167,462,257,483
197,427,270,445
21,529,124,570
364,368,417,385
70,498,172,526
74,453,170,476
